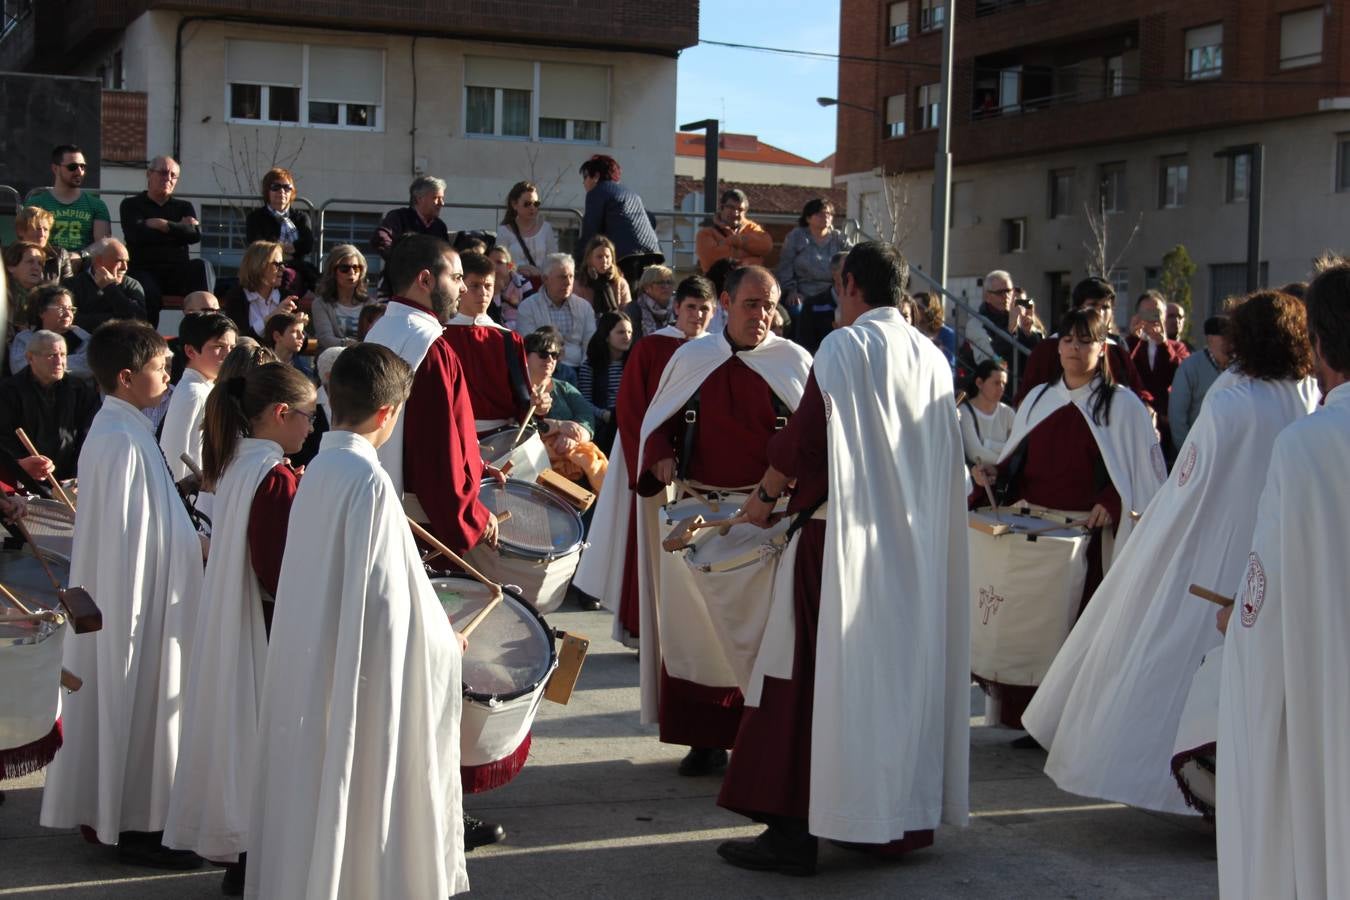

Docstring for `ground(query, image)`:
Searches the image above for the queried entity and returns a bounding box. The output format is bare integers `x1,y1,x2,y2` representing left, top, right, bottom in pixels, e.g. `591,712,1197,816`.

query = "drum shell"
22,498,76,563
0,620,64,750
1171,644,1222,819
478,426,549,484
470,479,585,615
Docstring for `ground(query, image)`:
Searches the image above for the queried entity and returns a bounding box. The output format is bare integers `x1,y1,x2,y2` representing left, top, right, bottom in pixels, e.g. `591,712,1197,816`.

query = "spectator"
574,235,632,317
495,181,556,285
28,144,110,252
1129,290,1190,459
487,245,527,329
1166,301,1193,351
629,264,676,341
245,167,318,292
1169,314,1231,449
0,328,101,485
794,250,846,355
576,155,663,282
916,291,958,372
120,155,209,326
356,302,385,340
10,285,91,381
370,175,449,293
264,311,314,380
4,241,47,336
524,326,596,440
516,253,595,384
14,206,78,283
451,231,492,256
311,244,369,349
64,237,147,331
899,296,918,325
958,360,1015,466
578,311,632,453
965,269,1041,367
771,304,792,337
695,188,773,274
221,241,300,339
775,198,852,318
167,291,221,383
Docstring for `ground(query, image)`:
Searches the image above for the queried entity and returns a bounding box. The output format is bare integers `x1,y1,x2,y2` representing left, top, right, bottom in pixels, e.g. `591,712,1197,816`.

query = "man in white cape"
717,242,970,874
40,321,205,869
1217,261,1350,900
1022,290,1319,815
245,343,468,899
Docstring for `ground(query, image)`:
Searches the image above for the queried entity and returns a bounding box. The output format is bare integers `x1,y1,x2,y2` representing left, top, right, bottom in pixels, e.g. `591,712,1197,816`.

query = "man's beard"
430,286,459,323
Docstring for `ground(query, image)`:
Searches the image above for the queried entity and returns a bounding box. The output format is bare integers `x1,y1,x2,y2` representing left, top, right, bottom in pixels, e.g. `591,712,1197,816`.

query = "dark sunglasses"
533,350,561,360
269,183,294,192
64,162,87,172
336,263,365,274
268,260,287,269
519,200,541,208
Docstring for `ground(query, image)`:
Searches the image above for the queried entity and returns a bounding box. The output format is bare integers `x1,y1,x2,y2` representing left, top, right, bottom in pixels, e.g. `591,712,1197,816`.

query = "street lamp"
680,118,719,216
816,96,878,115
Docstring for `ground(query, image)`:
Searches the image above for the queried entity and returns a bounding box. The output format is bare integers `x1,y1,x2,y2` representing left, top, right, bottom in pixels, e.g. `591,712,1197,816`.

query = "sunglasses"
533,350,561,360
519,200,542,208
336,263,364,274
989,287,1015,295
63,162,87,172
269,260,287,269
269,183,294,192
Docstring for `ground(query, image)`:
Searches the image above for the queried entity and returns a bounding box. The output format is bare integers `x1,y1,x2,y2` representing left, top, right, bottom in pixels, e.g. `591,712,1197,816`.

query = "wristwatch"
755,484,778,503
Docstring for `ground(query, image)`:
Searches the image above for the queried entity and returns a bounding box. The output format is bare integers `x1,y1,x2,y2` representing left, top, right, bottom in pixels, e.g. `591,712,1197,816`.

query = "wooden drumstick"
1189,584,1235,608
511,385,543,447
179,453,204,481
954,391,967,407
421,513,511,565
406,518,501,597
60,669,82,692
16,427,75,512
0,581,35,615
459,591,506,639
10,518,100,632
673,479,720,513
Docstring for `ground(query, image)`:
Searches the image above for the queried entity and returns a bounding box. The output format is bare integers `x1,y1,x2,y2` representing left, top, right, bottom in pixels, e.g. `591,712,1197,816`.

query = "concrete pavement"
0,604,1219,898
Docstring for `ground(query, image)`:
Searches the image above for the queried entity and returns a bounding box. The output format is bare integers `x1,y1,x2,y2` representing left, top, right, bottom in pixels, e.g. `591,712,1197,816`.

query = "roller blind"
538,62,609,122
308,46,384,105
889,2,909,29
885,94,905,124
1185,24,1222,51
1280,8,1322,67
464,56,533,91
226,39,303,86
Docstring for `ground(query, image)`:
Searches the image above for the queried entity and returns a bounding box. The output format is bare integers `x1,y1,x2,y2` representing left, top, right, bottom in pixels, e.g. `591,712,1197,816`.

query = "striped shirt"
578,359,625,411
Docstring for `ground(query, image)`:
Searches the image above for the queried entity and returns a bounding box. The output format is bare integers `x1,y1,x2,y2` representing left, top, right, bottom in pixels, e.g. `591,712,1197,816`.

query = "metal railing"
906,265,1031,394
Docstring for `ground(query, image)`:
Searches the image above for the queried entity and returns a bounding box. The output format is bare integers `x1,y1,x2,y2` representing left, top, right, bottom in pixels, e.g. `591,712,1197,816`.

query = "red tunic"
246,463,300,636
1128,336,1188,455
1015,336,1149,407
441,322,532,425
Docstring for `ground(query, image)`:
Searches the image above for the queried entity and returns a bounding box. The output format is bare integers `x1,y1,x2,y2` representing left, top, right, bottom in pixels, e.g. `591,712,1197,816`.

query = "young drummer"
246,343,469,899
161,311,237,480
164,363,316,895
442,250,533,434
39,320,205,869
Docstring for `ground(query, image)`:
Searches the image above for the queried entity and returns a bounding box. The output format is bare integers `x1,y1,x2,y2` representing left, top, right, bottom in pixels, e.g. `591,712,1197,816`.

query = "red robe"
1015,336,1149,407
441,320,532,428
246,463,300,636
1127,335,1189,455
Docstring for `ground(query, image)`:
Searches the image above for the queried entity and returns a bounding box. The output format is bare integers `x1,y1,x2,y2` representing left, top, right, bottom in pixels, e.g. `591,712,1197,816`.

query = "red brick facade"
101,90,147,163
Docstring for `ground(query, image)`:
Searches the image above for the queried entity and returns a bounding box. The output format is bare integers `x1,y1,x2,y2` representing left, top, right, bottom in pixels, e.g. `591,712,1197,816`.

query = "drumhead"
662,492,751,529
478,424,538,466
478,478,584,560
969,510,1085,540
432,576,556,703
0,550,66,618
22,499,75,562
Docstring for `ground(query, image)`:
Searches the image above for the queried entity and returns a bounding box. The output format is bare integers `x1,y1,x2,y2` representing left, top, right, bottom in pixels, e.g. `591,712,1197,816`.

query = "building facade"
836,0,1350,325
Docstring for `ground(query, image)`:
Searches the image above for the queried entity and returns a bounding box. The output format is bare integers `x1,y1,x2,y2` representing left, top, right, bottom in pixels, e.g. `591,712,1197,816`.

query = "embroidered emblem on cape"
1239,552,1266,628
1177,444,1198,486
977,585,1004,625
822,391,833,421
1150,443,1167,482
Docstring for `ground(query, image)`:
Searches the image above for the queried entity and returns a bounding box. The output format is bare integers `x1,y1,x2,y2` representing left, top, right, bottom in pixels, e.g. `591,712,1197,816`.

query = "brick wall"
102,90,146,163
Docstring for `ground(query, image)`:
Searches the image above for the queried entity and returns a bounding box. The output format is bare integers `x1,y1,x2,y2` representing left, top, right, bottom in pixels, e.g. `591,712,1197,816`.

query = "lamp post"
816,96,878,116
1214,144,1264,293
680,118,719,217
932,4,955,290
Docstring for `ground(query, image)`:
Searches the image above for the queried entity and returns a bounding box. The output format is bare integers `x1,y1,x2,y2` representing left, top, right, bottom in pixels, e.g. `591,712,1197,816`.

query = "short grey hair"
27,329,64,355
542,252,575,278
984,269,1013,290
316,346,344,384
148,155,178,172
409,175,446,204
88,236,127,260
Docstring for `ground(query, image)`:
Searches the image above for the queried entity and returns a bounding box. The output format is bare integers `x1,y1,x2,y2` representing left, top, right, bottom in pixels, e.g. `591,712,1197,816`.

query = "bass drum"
478,424,549,484
1171,644,1222,821
466,479,585,614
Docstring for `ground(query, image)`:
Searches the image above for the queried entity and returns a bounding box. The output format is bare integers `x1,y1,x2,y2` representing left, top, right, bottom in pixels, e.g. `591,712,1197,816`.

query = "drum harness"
676,385,792,484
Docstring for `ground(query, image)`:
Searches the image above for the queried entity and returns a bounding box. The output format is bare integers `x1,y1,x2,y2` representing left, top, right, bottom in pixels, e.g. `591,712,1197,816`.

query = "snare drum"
22,499,76,563
478,424,549,483
465,479,585,614
1171,645,1222,820
433,576,557,780
0,549,68,760
968,509,1090,687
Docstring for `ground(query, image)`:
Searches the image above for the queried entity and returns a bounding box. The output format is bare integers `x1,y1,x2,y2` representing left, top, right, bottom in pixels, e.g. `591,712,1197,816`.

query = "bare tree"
210,125,307,215
863,167,917,250
1082,197,1143,279
520,145,571,209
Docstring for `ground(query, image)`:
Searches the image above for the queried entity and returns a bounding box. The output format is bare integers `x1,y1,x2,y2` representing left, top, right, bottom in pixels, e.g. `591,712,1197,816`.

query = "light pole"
680,118,719,217
816,96,878,116
932,4,955,290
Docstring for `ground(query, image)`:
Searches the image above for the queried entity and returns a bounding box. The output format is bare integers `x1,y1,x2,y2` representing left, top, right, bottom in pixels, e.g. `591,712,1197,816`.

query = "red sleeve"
636,413,679,497
248,464,299,597
506,331,533,419
1013,339,1058,406
767,371,828,513
1116,342,1152,405
403,340,490,553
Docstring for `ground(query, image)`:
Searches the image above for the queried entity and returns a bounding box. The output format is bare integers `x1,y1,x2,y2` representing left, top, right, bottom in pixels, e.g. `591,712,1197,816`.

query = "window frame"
1098,161,1126,213
1225,153,1250,204
915,83,941,131
1184,24,1224,81
1278,8,1323,70
464,58,609,145
919,0,945,33
1000,217,1027,253
1335,133,1350,193
1048,167,1075,219
224,42,386,132
888,1,911,45
884,93,907,139
1159,155,1189,209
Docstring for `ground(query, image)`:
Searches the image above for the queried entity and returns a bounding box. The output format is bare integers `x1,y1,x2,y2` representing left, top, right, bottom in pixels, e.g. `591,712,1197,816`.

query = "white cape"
160,366,214,520
1023,374,1319,814
40,397,204,842
364,300,442,496
633,331,811,724
1217,381,1350,900
164,439,283,859
246,430,467,899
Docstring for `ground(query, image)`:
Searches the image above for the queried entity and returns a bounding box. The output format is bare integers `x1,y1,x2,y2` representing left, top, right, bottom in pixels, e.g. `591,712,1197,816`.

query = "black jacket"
0,367,102,482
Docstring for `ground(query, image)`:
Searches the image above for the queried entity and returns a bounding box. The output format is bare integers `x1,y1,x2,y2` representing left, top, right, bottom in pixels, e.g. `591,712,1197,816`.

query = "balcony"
970,27,1139,122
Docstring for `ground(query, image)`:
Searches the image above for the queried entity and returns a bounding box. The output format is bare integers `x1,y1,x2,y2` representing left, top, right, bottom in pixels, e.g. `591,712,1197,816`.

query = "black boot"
221,852,246,896
717,824,818,877
464,814,505,851
678,747,728,776
116,831,204,870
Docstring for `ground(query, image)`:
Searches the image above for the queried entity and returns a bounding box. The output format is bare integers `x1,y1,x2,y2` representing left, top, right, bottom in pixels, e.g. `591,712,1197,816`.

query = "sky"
676,3,841,163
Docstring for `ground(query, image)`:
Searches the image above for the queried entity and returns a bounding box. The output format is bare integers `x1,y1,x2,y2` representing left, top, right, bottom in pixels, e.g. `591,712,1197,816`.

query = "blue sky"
676,3,841,163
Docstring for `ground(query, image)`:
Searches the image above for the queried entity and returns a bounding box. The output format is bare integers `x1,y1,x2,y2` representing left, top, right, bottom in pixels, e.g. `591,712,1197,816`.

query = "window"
888,2,910,44
1280,8,1323,70
226,40,383,129
1226,153,1250,203
199,205,249,277
1159,155,1189,208
1001,218,1027,253
916,83,941,130
321,211,384,281
464,58,532,138
1210,262,1269,314
1104,55,1124,97
1108,268,1129,304
1337,134,1350,192
99,49,124,90
920,0,945,32
1098,162,1126,212
884,94,906,138
465,57,608,143
537,61,608,143
1144,267,1161,291
1185,24,1223,80
1049,168,1075,218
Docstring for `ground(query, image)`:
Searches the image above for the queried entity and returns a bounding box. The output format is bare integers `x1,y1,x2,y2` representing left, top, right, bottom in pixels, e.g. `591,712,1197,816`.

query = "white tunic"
1023,374,1318,814
164,439,284,860
245,430,467,899
1217,381,1350,900
160,366,213,480
39,396,204,842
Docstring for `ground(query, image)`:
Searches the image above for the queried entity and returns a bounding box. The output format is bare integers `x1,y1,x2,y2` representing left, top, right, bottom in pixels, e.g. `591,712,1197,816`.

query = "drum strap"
784,496,827,541
677,387,701,481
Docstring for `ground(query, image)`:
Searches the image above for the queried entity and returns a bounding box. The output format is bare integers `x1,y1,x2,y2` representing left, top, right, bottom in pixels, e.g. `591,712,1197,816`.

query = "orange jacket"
695,217,773,272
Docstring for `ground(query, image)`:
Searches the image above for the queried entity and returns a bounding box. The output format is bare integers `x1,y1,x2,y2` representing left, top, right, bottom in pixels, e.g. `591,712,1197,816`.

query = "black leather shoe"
1010,734,1043,750
221,861,245,896
678,747,728,776
464,814,505,851
717,829,818,876
116,832,204,870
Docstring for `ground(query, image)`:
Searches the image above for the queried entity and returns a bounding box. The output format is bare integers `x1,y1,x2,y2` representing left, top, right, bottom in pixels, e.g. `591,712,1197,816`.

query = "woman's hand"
19,455,54,481
279,295,300,315
971,463,998,488
1085,503,1114,529
533,391,553,416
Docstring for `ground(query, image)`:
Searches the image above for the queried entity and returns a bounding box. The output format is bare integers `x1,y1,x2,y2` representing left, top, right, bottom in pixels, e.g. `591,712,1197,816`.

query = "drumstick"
954,391,967,407
673,479,720,513
11,519,63,594
983,484,1000,523
459,591,506,639
60,669,82,692
420,512,512,566
179,453,204,481
0,581,35,615
16,428,76,512
511,387,542,447
406,518,502,597
1188,584,1235,608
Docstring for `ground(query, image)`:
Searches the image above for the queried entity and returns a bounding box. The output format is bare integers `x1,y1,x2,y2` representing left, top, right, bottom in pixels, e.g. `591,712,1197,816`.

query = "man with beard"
29,144,111,252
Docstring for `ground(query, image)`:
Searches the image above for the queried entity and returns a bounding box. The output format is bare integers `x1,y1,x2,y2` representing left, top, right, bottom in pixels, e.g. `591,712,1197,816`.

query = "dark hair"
1278,281,1308,300
86,320,168,394
452,230,492,255
1071,276,1115,308
525,326,564,357
25,284,72,329
1305,257,1350,374
579,235,622,316
797,197,834,227
1202,315,1228,337
723,264,778,303
719,188,748,208
357,303,385,339
384,233,452,297
1052,308,1115,425
201,362,315,490
584,312,631,407
217,341,277,383
179,311,237,351
1225,290,1315,381
841,241,908,308
502,181,539,227
704,258,737,296
1134,289,1166,311
50,144,81,165
459,250,495,279
3,240,44,269
264,312,302,349
328,342,414,426
579,154,621,183
260,166,295,204
967,359,1008,396
675,274,716,306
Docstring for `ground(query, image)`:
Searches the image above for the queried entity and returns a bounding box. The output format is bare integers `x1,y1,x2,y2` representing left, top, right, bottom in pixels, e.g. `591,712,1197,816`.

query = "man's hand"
1216,605,1233,636
146,217,170,233
19,455,54,481
1085,503,1114,529
183,216,200,227
971,463,998,489
650,457,676,485
743,487,778,528
480,512,500,549
0,494,28,523
456,630,469,654
92,264,119,289
483,463,508,485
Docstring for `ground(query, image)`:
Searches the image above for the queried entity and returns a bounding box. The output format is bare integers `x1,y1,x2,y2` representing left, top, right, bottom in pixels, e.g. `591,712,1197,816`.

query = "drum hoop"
690,531,789,573
479,477,585,556
434,577,559,704
661,491,752,526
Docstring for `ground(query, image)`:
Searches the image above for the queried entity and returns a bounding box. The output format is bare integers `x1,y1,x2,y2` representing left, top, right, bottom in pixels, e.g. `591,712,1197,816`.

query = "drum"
22,499,76,563
465,479,585,614
0,550,68,758
478,424,549,484
968,509,1090,687
1171,644,1222,821
433,576,557,770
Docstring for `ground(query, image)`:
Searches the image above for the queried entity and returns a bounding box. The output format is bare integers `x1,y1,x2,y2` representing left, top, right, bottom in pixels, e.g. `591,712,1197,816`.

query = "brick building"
835,0,1350,325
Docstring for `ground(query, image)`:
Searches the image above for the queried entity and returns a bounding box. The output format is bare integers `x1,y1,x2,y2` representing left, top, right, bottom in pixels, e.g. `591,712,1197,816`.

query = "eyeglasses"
269,260,287,269
988,288,1015,295
269,183,294,193
36,351,67,361
151,169,179,179
287,408,319,425
533,350,561,360
45,305,76,315
336,263,365,274
63,162,87,172
519,200,541,208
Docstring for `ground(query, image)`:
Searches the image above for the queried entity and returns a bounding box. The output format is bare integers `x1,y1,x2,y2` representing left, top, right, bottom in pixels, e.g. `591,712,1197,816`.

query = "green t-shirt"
29,191,111,252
